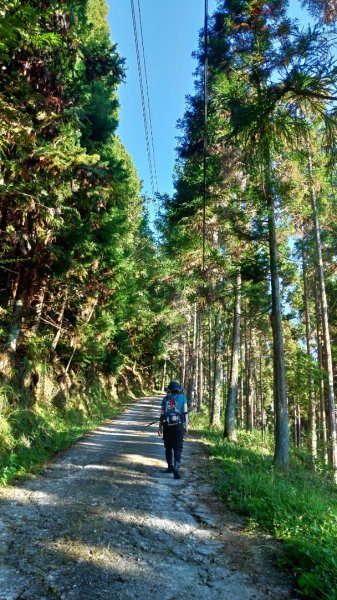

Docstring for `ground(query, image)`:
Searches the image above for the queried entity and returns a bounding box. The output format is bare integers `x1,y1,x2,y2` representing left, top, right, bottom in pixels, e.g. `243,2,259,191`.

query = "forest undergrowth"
190,411,337,600
0,371,139,487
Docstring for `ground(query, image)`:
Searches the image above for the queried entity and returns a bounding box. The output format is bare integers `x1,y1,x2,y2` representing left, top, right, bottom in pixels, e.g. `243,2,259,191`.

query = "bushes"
0,380,122,486
190,413,337,600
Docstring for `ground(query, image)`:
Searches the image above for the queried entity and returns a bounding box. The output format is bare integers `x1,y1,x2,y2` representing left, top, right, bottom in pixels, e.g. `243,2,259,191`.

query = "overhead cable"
130,0,157,197
136,0,158,192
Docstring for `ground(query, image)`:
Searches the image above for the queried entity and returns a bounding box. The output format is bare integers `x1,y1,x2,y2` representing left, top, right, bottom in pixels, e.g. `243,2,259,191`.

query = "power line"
130,0,157,197
136,0,158,193
130,0,154,195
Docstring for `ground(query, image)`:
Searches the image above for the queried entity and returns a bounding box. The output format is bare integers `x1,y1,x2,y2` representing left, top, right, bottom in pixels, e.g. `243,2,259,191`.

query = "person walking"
158,381,188,479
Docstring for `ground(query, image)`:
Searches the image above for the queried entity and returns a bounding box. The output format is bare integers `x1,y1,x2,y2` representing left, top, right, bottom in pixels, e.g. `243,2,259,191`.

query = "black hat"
166,380,183,392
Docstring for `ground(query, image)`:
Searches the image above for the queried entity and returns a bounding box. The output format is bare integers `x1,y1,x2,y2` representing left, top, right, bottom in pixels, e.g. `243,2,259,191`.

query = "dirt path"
0,396,297,600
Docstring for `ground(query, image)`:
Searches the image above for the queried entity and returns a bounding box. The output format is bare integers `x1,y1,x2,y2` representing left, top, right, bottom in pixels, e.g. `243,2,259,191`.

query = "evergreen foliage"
0,0,170,479
160,0,337,469
157,3,337,593
2,2,337,596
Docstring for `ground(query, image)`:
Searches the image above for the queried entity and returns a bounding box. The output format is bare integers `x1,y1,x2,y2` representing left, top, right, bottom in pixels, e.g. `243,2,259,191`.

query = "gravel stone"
0,395,297,600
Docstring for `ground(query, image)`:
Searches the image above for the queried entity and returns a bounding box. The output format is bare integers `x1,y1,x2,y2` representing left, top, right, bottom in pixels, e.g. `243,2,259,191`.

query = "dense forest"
1,0,337,482
0,0,171,419
1,1,337,597
162,0,337,476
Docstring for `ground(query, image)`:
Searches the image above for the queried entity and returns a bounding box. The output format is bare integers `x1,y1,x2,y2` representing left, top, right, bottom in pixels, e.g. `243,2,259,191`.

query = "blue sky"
107,1,310,205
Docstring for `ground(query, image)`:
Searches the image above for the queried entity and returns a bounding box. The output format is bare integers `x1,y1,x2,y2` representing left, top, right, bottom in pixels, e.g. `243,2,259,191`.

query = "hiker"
158,380,188,479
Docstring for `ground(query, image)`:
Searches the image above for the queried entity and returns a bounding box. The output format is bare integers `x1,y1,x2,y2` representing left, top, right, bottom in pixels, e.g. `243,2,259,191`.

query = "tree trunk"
239,354,244,429
180,335,187,388
195,331,199,408
301,237,317,465
211,310,222,426
190,303,198,410
51,289,68,352
197,311,204,412
32,280,47,333
307,147,337,480
294,400,299,448
296,399,302,448
239,325,245,429
224,270,241,440
245,311,254,431
6,265,28,351
64,295,99,375
208,304,213,406
266,190,289,467
259,340,266,443
7,297,24,351
161,359,167,392
314,283,328,465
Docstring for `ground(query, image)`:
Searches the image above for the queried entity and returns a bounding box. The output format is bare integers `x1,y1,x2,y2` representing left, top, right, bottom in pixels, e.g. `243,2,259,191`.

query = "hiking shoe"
163,465,175,473
173,464,181,479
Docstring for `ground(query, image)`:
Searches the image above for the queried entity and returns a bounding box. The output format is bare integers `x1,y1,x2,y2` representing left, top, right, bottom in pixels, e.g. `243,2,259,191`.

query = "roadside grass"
190,411,337,600
0,391,126,486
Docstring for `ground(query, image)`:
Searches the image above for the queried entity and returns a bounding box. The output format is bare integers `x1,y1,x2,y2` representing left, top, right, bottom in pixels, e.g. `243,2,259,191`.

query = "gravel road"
0,395,297,600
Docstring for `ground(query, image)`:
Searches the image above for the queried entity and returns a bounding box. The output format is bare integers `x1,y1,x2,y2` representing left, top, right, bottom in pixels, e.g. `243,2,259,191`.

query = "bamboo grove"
160,0,337,479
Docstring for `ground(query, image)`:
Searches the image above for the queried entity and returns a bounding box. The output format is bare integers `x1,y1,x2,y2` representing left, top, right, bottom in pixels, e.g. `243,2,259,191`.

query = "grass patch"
0,391,127,486
190,411,337,600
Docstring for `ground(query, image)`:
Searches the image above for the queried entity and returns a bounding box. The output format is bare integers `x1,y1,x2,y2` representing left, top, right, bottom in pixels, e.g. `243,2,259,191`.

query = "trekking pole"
145,419,160,427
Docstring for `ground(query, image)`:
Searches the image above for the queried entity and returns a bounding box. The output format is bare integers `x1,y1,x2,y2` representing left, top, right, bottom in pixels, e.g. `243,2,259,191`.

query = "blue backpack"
164,393,182,427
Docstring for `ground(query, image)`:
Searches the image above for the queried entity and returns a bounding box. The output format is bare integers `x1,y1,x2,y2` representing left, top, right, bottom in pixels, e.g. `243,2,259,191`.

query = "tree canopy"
1,0,337,480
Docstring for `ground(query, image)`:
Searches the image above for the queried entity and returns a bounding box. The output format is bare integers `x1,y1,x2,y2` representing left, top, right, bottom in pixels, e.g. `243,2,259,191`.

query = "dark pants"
163,423,184,466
